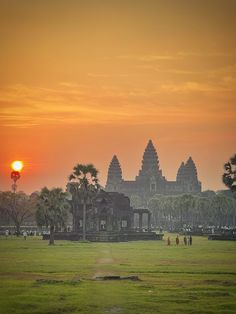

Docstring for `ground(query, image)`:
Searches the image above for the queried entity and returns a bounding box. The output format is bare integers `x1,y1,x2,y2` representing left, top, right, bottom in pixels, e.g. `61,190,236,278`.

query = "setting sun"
11,161,24,172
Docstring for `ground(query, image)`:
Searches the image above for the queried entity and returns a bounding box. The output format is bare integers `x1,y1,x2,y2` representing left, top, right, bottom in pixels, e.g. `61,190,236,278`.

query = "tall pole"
82,200,86,240
11,171,21,235
11,171,20,193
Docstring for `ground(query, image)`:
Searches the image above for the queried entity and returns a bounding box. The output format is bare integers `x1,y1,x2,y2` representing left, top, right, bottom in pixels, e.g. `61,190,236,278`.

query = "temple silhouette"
106,140,201,201
44,139,200,242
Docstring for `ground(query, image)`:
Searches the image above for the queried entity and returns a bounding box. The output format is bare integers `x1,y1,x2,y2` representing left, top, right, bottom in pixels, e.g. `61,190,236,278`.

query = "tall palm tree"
67,164,100,240
36,187,70,245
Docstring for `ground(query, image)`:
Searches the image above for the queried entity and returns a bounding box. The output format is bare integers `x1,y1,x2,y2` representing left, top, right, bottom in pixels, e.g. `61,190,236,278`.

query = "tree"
148,191,236,229
194,197,210,227
36,187,70,245
223,154,236,193
130,194,143,208
67,164,100,240
0,191,36,235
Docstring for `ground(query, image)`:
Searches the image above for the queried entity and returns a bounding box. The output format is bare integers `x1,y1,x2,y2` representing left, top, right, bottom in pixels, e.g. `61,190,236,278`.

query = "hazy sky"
1,0,236,193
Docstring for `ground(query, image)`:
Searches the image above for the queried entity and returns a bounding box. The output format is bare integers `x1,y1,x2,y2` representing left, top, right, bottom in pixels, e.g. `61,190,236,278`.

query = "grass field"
0,235,236,314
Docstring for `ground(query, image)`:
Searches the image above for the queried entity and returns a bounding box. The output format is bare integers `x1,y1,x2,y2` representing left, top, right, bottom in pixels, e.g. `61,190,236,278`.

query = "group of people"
167,235,193,246
5,229,36,239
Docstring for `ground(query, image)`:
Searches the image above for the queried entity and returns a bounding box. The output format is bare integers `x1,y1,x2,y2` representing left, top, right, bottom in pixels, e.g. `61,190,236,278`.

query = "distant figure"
176,235,179,246
190,235,192,246
23,231,27,240
187,236,190,245
5,229,9,239
167,237,171,246
183,235,187,246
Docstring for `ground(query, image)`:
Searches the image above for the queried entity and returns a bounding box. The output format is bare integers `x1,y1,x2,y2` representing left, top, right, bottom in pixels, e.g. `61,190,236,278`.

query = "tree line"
0,154,235,243
148,192,236,231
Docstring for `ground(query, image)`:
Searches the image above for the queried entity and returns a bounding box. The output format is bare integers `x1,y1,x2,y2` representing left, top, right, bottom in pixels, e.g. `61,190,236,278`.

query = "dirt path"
93,247,126,313
93,247,116,278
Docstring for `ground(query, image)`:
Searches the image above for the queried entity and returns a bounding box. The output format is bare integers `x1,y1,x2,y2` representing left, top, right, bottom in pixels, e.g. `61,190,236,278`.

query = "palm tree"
36,187,70,245
67,164,100,240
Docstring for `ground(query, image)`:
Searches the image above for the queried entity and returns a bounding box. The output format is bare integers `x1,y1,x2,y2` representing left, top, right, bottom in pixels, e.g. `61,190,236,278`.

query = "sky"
0,0,236,193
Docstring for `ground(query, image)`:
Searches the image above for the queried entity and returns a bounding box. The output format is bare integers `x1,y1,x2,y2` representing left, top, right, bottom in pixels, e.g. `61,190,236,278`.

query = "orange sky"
1,0,236,193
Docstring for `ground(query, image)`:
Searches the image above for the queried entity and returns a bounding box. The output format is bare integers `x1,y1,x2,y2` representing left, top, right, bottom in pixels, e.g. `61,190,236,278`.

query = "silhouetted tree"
67,164,100,240
0,191,36,235
36,187,70,245
223,154,236,193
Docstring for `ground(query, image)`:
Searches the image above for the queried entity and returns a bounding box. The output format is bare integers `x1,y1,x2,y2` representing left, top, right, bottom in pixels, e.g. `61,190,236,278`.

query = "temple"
44,139,200,242
44,189,162,242
106,140,201,202
71,190,157,241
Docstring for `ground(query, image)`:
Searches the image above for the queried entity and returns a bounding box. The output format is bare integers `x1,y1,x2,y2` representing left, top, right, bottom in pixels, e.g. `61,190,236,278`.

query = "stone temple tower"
106,155,123,192
137,140,162,178
105,139,201,199
176,162,185,182
176,157,201,193
136,140,166,194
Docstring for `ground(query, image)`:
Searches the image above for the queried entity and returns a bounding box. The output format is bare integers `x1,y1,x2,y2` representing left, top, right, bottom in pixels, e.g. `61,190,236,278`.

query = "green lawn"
0,235,235,314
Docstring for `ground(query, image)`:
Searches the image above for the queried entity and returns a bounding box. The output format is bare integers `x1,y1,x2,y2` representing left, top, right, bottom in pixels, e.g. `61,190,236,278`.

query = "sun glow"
11,160,24,172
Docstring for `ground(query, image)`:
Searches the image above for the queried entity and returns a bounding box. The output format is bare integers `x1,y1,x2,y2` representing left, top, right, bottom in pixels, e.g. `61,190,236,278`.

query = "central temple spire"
138,139,161,177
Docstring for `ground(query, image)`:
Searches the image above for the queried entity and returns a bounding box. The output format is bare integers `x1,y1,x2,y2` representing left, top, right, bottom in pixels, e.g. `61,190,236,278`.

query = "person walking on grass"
5,229,9,239
184,235,187,246
190,235,192,246
167,236,171,246
176,235,180,246
23,231,27,240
